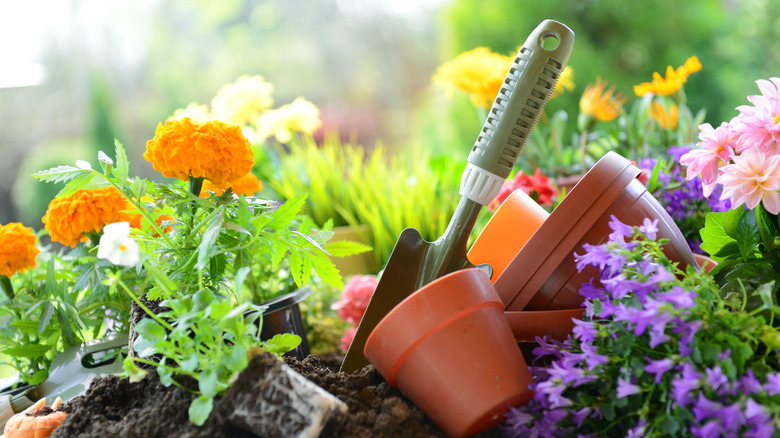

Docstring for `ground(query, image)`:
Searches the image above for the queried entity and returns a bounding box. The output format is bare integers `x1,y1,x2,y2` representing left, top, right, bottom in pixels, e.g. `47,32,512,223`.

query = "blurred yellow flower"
144,118,254,185
433,47,512,109
167,103,212,123
211,75,274,126
551,66,575,99
633,56,702,97
254,97,322,143
201,172,263,197
42,187,130,247
0,223,38,277
650,101,679,130
580,78,627,122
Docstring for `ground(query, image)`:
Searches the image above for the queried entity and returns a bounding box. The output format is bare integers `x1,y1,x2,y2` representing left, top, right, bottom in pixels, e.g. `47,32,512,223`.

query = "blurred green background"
2,0,778,228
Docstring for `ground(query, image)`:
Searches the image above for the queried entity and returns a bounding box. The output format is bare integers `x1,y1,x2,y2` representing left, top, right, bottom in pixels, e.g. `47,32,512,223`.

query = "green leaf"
188,395,214,426
266,193,308,230
32,165,89,184
322,240,372,257
113,139,129,187
736,209,760,260
123,357,148,383
700,209,745,260
2,344,54,358
198,370,218,398
134,318,167,341
225,345,249,373
659,416,680,435
264,333,302,357
196,214,224,270
37,301,55,333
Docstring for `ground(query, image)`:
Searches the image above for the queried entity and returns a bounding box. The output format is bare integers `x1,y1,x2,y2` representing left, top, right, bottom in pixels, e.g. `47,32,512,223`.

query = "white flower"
97,222,140,267
97,151,113,166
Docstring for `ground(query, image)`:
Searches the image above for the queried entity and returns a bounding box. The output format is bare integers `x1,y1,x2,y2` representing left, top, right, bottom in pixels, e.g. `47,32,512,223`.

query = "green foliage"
299,283,352,355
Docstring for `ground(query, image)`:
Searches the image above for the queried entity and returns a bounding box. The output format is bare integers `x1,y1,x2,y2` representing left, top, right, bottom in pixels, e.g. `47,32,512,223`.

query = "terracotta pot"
495,152,696,312
364,269,532,438
468,189,550,282
693,253,717,274
504,308,584,343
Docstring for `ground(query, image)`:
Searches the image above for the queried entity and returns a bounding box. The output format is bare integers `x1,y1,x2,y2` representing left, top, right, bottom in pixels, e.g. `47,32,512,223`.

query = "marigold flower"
0,223,39,277
42,187,130,247
650,101,679,130
144,118,254,186
253,97,322,143
580,78,627,122
433,47,513,109
551,66,575,99
633,56,702,97
201,172,263,197
211,75,274,126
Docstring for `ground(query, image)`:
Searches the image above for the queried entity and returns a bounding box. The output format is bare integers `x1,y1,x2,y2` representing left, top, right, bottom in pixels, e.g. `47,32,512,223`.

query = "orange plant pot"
468,189,550,282
364,269,533,438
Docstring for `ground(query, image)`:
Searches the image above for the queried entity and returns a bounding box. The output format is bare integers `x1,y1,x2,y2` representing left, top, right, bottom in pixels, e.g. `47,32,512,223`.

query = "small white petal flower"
75,160,92,170
98,151,114,166
97,222,140,267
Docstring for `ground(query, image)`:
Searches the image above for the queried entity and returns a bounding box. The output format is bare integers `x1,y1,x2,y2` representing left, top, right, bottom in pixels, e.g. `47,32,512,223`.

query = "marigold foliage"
433,47,512,109
144,118,254,185
201,172,262,197
42,187,129,247
0,223,39,277
633,56,702,97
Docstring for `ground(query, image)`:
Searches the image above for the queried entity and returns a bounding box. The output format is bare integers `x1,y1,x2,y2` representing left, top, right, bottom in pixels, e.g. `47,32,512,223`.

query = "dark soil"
50,351,505,438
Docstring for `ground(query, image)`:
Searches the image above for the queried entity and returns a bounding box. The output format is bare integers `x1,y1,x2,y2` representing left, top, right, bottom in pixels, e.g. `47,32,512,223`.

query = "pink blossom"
331,274,378,325
338,326,357,351
718,146,780,214
679,122,735,187
733,77,780,152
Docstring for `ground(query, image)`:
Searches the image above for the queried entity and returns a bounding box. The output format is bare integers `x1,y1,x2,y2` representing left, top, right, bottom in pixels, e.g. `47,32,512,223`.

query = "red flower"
489,169,557,212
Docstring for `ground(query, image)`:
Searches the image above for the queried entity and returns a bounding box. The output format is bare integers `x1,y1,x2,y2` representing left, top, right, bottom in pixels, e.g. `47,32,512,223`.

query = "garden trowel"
340,19,575,373
0,332,127,430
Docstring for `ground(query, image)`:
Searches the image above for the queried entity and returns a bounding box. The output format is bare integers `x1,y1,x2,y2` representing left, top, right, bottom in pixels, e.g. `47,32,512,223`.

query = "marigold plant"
0,222,39,277
579,77,627,123
633,55,702,98
143,118,254,185
201,172,262,197
42,187,130,247
433,47,513,109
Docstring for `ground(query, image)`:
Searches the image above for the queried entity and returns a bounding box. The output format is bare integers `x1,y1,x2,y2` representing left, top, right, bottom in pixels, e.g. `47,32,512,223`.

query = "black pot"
259,288,312,360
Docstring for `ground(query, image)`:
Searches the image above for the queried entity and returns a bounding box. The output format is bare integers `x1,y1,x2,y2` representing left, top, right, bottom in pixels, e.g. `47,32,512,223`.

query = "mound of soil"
50,352,504,437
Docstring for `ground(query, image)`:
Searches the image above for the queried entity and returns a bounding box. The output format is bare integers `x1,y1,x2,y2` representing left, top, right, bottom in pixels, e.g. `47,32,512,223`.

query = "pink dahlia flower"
733,77,780,153
718,146,780,214
331,274,378,325
680,122,736,190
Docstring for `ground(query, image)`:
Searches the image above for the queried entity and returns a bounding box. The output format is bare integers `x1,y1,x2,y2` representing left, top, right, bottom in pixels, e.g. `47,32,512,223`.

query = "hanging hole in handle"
540,31,560,50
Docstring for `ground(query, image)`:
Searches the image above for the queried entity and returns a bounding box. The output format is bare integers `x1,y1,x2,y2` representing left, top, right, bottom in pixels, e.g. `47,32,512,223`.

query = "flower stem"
0,275,13,299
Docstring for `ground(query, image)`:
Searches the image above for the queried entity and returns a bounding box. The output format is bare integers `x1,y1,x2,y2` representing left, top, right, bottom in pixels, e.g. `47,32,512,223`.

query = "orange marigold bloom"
580,78,627,122
432,47,513,109
42,187,129,247
144,118,254,185
0,223,39,277
633,56,702,97
650,101,679,130
201,173,263,197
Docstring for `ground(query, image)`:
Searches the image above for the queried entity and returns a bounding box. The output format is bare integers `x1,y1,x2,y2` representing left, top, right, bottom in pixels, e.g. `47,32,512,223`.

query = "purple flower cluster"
639,146,731,253
502,216,780,437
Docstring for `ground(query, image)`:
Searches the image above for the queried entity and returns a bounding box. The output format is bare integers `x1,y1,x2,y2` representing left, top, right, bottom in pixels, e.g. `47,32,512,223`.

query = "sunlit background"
2,0,778,228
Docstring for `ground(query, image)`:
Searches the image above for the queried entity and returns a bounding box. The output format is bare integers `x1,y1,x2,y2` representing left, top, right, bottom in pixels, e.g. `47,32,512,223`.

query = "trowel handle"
460,20,574,206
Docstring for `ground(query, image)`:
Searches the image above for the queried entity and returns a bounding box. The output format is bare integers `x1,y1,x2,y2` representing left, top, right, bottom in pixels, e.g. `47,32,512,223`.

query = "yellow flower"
551,66,575,99
167,103,212,123
211,75,274,126
201,172,263,197
579,78,627,122
650,101,679,130
254,97,322,143
633,56,702,97
144,118,254,185
42,187,130,247
432,47,513,109
0,223,39,277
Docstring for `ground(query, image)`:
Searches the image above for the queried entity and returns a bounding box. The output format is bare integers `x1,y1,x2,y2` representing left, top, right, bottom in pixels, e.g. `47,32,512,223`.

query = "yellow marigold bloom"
42,187,130,247
211,75,274,126
144,118,254,185
201,172,263,197
254,97,322,143
551,66,575,99
0,223,39,277
650,101,679,130
167,103,212,123
580,78,627,122
633,56,702,97
432,47,513,109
